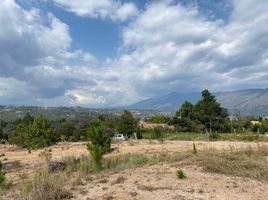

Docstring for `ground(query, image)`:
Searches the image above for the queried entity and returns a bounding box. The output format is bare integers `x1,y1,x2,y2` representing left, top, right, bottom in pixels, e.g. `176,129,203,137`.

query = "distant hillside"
130,88,268,116
130,92,201,112
0,106,160,121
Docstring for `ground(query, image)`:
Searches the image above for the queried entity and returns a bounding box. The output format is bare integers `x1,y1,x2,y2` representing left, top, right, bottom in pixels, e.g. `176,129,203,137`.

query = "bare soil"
1,140,268,200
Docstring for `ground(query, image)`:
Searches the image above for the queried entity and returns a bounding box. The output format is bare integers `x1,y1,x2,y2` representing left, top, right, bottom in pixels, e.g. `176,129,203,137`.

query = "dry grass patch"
194,146,268,182
22,169,72,200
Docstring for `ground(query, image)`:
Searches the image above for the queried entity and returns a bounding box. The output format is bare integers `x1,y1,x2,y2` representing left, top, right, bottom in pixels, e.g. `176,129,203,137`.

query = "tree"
21,113,34,125
176,101,194,120
87,119,111,171
58,120,76,141
10,115,58,149
9,124,28,147
25,115,57,149
193,89,228,133
148,115,166,123
117,110,137,137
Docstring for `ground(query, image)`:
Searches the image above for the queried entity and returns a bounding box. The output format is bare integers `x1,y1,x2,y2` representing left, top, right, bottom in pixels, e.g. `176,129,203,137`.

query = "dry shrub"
22,169,72,200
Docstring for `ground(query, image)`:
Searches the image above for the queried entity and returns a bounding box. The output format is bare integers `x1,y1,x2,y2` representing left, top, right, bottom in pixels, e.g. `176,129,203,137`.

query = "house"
250,121,262,126
139,121,175,130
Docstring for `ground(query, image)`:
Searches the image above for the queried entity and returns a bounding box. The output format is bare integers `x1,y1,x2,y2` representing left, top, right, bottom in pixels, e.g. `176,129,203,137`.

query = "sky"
0,0,268,107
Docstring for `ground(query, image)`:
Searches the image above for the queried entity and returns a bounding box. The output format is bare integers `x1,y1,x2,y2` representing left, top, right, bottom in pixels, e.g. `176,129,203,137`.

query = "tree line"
0,89,267,149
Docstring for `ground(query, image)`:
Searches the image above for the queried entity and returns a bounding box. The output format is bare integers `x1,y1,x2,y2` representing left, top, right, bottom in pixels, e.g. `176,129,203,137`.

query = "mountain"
130,88,268,116
130,92,201,112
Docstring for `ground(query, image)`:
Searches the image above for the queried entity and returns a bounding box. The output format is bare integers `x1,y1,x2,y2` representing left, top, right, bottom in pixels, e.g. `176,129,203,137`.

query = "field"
1,140,268,200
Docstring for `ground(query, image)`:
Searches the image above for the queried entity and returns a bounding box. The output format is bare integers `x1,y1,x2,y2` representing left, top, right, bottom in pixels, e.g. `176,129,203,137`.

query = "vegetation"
87,119,111,171
147,115,167,123
56,145,268,181
22,169,72,200
177,169,186,179
171,89,228,133
0,161,5,185
117,110,137,137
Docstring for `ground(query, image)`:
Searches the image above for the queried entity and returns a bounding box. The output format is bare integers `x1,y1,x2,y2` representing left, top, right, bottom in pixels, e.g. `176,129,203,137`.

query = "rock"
48,161,66,173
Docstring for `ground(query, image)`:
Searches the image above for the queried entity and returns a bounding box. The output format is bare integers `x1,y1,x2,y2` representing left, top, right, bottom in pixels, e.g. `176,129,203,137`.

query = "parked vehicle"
112,134,128,141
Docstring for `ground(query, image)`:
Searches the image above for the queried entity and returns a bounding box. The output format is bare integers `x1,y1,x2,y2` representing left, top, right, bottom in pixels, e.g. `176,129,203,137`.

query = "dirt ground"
1,140,268,200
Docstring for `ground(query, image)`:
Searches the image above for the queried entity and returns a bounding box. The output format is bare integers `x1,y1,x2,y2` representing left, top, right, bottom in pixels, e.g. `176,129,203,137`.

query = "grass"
101,146,268,181
22,169,72,200
141,129,268,142
12,143,267,199
177,169,186,179
194,146,268,181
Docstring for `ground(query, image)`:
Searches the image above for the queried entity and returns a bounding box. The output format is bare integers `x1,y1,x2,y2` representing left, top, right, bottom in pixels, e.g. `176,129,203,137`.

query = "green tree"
176,101,194,120
27,116,56,148
148,115,166,123
58,120,76,141
117,110,137,137
9,124,27,147
193,89,228,133
87,119,111,171
21,113,34,125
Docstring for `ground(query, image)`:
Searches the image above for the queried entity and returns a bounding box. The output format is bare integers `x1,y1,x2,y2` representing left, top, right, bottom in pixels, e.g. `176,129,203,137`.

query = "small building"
139,121,175,130
250,121,262,126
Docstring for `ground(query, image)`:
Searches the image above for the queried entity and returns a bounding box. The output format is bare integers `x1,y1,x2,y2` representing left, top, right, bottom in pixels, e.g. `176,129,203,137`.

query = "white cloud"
52,0,139,21
65,88,106,105
1,0,268,107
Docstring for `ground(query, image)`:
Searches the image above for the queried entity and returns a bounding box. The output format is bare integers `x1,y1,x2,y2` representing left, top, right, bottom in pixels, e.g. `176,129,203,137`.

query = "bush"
177,169,186,179
87,144,102,172
0,161,5,185
22,169,72,200
87,119,111,172
10,115,58,149
153,128,164,142
130,155,149,165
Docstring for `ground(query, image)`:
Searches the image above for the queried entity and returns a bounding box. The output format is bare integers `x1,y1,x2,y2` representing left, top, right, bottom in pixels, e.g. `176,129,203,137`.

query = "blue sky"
16,0,233,59
1,0,268,107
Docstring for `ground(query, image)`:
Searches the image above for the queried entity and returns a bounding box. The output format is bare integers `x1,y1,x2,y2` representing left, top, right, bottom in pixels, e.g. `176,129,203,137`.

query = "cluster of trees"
170,90,268,134
1,89,268,150
171,90,229,133
4,110,137,149
9,115,58,149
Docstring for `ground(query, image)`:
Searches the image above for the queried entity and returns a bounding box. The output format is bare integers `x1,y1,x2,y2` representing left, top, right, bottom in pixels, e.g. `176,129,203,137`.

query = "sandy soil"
1,140,268,200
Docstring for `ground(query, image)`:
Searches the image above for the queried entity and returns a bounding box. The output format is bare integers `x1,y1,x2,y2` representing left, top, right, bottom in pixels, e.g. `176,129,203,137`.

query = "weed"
177,169,186,179
39,149,52,165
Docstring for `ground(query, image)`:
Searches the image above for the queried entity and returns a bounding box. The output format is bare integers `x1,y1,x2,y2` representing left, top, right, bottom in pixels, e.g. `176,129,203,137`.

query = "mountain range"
129,88,268,116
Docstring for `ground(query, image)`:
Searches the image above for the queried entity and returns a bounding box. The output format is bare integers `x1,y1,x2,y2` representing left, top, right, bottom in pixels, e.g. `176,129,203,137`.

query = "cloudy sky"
0,0,268,107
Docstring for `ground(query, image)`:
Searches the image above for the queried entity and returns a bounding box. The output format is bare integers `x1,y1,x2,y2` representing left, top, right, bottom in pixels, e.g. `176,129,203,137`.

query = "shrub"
0,161,5,185
177,169,186,179
10,115,58,149
87,119,111,172
87,144,102,172
22,169,72,200
130,155,149,166
153,128,164,142
39,149,52,165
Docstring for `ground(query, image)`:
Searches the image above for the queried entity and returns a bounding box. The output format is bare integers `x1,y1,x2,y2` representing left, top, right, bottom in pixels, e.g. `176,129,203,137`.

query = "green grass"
141,129,268,142
177,169,186,179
